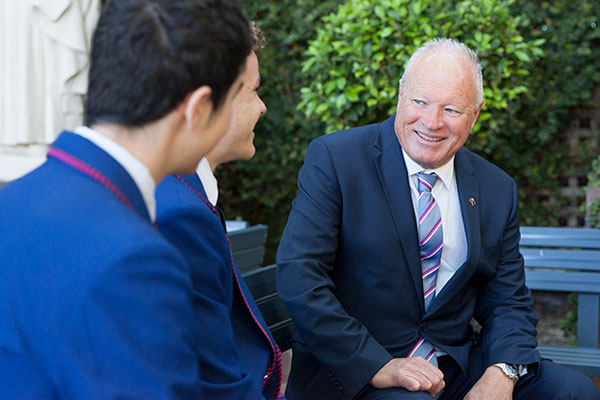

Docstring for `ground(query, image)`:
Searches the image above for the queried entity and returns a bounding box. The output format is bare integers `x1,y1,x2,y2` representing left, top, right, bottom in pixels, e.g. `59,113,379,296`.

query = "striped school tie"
408,172,443,366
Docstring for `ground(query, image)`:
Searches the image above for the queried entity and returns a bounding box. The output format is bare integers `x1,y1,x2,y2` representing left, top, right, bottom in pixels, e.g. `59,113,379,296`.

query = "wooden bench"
521,226,600,376
229,224,294,351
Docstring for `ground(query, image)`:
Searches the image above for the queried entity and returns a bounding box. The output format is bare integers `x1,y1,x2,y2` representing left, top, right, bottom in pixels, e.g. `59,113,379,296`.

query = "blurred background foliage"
219,0,599,263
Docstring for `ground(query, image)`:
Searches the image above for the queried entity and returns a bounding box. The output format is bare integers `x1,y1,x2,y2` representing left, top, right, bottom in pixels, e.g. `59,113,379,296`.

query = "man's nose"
422,107,444,130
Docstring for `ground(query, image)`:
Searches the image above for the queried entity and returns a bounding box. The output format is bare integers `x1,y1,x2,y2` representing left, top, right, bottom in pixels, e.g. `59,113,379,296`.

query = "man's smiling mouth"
415,130,443,142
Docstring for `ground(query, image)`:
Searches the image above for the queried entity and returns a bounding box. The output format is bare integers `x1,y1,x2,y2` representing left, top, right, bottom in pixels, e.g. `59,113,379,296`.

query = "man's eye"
413,99,423,105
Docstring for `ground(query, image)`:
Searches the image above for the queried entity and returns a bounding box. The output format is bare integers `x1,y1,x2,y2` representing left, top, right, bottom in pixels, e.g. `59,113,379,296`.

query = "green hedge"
298,0,544,134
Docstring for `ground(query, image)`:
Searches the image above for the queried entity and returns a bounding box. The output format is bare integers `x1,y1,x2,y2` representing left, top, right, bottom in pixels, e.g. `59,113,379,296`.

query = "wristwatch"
494,363,521,382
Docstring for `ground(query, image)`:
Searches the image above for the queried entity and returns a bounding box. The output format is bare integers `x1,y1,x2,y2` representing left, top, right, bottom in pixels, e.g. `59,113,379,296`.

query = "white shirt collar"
401,148,455,190
195,157,218,206
73,126,157,222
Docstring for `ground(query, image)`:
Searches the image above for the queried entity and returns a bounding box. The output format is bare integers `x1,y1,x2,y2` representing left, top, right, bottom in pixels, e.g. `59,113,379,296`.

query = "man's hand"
369,357,445,396
464,365,515,400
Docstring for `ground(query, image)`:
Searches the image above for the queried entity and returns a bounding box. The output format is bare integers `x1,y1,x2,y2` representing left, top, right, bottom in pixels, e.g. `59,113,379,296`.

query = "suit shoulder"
460,148,515,184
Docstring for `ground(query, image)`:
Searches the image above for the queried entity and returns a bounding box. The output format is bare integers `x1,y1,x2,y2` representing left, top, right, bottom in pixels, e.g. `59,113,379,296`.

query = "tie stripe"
422,264,440,278
408,172,443,368
408,337,426,357
422,241,443,260
420,219,442,245
419,200,437,223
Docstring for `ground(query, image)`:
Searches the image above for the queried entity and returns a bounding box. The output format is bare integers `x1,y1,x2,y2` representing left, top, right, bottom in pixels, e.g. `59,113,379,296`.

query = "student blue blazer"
0,132,207,398
156,173,284,400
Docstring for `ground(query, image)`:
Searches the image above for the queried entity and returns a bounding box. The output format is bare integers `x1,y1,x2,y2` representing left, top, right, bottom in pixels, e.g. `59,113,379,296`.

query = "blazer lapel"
372,116,424,311
427,148,481,315
52,131,152,222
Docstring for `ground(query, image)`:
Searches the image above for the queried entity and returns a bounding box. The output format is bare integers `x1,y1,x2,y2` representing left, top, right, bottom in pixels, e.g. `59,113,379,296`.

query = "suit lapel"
427,149,481,315
372,117,424,312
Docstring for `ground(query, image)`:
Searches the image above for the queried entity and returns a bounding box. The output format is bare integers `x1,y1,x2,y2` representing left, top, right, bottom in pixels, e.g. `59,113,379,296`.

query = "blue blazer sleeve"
473,179,539,368
277,138,393,397
157,189,267,400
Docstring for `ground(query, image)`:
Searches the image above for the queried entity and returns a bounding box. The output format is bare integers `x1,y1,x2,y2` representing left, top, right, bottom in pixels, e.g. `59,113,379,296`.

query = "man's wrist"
493,363,526,383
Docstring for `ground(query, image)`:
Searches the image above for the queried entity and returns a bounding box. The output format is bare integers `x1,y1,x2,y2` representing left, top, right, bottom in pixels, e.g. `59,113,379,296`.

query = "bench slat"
242,264,277,299
256,294,290,327
228,224,267,252
521,248,600,272
520,226,600,250
233,246,266,273
525,270,600,293
538,345,600,376
269,319,294,352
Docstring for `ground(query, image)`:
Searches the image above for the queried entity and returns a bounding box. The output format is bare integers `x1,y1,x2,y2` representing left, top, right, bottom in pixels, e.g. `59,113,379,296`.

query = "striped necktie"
408,172,443,366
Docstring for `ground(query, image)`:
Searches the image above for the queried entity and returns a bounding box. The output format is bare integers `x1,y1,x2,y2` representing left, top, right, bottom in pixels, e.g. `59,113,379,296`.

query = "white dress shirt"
196,157,218,206
402,149,468,294
73,126,157,222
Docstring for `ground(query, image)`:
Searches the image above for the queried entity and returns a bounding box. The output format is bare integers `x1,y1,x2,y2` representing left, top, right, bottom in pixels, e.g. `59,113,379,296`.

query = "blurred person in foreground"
276,38,599,400
0,0,251,397
155,21,284,400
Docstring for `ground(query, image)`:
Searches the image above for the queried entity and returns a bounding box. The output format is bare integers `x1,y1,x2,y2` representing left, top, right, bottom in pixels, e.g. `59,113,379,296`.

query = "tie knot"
416,172,438,193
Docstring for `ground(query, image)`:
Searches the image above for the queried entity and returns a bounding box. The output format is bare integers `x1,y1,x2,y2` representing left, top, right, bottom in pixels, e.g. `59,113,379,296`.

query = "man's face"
216,51,266,163
394,53,482,170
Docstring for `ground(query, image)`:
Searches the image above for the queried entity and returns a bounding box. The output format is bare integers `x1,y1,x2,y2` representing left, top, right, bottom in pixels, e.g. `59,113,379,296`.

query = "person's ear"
473,99,484,120
183,86,213,130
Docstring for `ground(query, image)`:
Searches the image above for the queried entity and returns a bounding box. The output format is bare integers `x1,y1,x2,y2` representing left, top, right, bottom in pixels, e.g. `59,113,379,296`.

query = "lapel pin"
469,197,476,206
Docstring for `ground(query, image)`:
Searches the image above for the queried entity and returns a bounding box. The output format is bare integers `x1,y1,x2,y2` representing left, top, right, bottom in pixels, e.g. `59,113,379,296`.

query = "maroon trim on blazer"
47,147,135,211
175,175,283,398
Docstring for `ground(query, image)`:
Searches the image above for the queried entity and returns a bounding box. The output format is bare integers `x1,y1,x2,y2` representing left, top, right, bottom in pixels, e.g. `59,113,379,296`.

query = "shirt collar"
401,148,455,190
195,157,219,206
73,126,157,222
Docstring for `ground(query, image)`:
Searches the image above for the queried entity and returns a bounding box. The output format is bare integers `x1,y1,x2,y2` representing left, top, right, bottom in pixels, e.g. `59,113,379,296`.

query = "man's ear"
183,86,213,130
396,79,404,114
473,99,485,121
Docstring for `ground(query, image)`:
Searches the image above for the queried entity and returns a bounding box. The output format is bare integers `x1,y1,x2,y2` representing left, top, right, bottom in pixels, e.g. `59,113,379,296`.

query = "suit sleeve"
474,179,540,369
157,203,267,400
276,138,393,397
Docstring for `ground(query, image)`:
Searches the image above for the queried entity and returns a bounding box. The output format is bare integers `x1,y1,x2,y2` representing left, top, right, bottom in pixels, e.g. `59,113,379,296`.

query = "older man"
276,38,598,399
155,22,282,400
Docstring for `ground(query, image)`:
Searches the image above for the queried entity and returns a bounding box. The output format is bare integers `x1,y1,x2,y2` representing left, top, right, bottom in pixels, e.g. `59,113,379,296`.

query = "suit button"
420,322,427,331
264,374,269,380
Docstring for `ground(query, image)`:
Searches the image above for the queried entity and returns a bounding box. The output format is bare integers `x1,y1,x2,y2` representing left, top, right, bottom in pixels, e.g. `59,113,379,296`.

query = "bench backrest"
243,264,294,351
233,225,600,352
229,224,268,273
230,225,294,351
520,226,600,347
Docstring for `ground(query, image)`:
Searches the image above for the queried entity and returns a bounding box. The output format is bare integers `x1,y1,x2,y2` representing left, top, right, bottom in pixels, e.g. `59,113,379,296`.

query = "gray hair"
401,38,483,107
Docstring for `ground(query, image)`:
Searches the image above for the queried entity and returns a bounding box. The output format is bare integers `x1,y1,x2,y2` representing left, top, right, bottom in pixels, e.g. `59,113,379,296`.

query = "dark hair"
86,0,251,127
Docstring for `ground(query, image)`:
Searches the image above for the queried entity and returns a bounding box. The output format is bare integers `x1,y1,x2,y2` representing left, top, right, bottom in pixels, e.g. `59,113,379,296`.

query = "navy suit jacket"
0,132,205,398
156,173,283,400
276,116,540,399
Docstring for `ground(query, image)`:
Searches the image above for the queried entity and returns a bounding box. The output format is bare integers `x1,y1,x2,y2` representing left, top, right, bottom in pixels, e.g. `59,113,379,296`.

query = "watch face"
506,364,519,375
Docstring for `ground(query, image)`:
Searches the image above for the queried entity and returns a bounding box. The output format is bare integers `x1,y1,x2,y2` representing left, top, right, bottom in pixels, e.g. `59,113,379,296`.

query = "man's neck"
91,121,172,184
